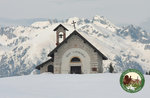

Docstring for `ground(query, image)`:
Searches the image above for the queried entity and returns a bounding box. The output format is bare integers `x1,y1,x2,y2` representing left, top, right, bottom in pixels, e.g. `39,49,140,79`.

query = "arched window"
71,57,81,62
48,65,54,73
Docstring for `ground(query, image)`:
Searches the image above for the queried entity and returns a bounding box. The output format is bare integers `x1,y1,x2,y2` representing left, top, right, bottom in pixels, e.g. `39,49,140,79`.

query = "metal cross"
72,21,76,30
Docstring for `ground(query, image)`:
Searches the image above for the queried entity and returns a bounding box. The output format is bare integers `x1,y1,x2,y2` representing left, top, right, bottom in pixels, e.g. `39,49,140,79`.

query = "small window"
48,65,54,73
71,57,81,62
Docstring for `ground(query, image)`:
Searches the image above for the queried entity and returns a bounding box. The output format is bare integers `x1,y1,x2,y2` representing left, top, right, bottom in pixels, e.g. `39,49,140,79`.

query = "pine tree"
109,63,114,73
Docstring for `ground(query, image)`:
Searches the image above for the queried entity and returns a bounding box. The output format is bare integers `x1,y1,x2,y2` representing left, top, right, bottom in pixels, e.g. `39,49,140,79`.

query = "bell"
59,34,63,38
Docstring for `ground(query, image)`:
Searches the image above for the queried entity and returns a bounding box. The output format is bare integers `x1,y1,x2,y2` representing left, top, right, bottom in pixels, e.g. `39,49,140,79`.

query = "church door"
48,65,54,73
70,66,81,74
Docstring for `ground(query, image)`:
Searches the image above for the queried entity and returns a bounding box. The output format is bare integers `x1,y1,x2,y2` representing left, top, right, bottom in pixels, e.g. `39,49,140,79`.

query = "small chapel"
36,23,108,74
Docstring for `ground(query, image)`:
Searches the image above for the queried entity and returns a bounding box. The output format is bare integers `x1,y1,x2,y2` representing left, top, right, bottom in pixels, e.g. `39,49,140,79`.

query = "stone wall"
40,61,53,73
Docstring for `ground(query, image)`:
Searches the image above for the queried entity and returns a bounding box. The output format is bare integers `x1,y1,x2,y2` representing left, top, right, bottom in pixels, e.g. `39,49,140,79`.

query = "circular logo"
120,69,145,93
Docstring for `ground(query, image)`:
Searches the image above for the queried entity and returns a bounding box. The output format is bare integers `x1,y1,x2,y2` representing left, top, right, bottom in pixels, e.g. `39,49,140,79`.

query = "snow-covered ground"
0,73,149,98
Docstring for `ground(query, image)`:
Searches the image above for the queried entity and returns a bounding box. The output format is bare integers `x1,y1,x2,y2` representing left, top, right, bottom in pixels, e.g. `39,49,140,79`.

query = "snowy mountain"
0,15,150,77
0,73,149,98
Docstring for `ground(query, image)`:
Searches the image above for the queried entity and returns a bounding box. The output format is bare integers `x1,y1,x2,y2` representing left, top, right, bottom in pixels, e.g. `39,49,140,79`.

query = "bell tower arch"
53,24,68,46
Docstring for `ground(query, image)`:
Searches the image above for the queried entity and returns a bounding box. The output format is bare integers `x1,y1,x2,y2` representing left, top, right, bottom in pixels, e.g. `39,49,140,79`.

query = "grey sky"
0,0,149,25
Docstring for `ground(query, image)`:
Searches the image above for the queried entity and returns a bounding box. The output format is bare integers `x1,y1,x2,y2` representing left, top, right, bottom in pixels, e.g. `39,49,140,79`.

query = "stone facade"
53,34,103,74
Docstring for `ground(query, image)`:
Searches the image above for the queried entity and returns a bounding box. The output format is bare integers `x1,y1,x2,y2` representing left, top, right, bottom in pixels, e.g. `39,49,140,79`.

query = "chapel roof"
53,24,69,31
48,30,108,60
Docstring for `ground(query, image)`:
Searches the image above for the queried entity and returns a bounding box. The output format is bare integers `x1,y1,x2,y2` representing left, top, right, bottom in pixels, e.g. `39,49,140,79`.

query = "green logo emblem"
120,69,145,93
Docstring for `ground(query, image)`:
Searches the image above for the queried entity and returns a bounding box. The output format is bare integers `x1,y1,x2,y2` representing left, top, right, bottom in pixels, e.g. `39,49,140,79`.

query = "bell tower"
53,24,68,46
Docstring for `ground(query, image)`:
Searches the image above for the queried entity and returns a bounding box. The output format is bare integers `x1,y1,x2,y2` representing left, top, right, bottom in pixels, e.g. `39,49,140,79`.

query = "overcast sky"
0,0,149,25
